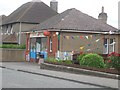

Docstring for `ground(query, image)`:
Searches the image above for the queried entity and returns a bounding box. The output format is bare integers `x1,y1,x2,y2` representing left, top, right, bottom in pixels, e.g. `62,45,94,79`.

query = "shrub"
57,60,63,64
46,57,57,63
77,54,87,64
106,52,120,69
63,60,72,64
19,44,26,49
0,44,26,49
80,53,106,68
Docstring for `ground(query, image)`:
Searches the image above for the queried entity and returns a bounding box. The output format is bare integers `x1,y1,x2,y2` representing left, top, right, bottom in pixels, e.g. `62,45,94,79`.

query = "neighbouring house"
0,0,58,45
25,7,120,61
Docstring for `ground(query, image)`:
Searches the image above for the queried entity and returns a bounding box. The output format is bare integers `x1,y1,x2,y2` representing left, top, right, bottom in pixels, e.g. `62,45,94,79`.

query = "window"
103,38,109,54
103,38,115,54
6,25,8,34
41,38,47,51
6,25,13,34
10,25,13,34
49,37,52,52
36,37,47,52
109,39,115,53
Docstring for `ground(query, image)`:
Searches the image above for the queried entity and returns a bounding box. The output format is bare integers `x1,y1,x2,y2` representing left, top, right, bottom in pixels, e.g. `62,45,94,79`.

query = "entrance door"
36,37,48,60
36,37,47,52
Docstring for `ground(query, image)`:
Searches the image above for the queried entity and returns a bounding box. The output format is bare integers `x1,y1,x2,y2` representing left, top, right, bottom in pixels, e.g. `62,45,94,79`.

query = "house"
25,7,120,61
1,0,58,44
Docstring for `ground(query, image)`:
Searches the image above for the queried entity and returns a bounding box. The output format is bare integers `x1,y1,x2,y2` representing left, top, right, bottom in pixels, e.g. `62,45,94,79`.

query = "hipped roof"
35,8,118,32
2,1,58,25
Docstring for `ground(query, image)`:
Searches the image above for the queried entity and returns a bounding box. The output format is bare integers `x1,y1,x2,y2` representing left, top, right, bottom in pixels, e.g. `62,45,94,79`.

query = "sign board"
30,32,46,38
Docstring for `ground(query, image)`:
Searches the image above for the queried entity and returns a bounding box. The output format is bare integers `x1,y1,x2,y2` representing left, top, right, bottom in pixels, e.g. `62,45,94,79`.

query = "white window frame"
109,38,115,53
103,38,109,54
50,37,52,52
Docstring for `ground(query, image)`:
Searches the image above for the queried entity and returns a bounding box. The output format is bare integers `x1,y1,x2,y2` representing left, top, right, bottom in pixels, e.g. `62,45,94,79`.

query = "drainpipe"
18,22,21,45
56,32,60,58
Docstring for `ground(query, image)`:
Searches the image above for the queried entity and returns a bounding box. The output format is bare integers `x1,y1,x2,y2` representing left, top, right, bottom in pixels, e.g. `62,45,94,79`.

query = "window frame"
109,38,115,53
49,36,52,52
103,38,109,54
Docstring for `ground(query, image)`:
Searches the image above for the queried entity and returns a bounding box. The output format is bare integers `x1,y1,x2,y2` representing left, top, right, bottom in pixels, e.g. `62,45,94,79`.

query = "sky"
0,0,119,28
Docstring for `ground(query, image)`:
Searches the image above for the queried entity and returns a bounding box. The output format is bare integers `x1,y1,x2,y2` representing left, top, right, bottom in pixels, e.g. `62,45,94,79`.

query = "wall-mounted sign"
30,32,45,37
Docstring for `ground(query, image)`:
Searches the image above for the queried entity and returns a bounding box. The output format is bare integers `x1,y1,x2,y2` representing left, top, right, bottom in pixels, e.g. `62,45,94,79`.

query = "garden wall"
0,49,26,62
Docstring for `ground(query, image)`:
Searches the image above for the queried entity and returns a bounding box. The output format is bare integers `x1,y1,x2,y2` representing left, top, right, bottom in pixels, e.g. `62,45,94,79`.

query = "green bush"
77,54,87,64
80,53,106,68
57,60,63,64
0,44,26,49
106,52,120,69
46,57,57,63
63,60,72,64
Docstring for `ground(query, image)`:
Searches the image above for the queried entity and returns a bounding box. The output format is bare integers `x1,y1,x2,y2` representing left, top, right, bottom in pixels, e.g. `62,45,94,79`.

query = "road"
0,62,119,89
2,68,100,88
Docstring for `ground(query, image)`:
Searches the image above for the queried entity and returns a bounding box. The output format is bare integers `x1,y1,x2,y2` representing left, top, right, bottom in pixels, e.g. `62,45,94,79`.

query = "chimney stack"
31,0,41,2
98,6,108,23
50,0,58,12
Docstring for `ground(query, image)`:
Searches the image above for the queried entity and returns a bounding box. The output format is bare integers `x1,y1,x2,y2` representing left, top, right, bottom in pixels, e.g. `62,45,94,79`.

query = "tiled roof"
2,33,18,44
2,1,58,25
35,8,118,32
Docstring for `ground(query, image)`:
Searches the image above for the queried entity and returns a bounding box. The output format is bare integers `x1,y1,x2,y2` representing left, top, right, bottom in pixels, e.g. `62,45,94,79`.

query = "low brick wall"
0,48,26,62
40,63,119,79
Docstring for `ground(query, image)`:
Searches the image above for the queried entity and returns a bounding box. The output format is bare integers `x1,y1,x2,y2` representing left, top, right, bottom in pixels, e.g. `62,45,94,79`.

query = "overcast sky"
0,0,119,28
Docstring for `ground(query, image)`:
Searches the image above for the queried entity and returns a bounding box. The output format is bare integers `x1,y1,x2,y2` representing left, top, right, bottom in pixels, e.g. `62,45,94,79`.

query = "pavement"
0,62,119,89
41,63,119,79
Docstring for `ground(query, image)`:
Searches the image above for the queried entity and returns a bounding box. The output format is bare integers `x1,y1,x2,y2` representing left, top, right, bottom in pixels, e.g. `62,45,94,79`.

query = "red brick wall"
47,32,58,57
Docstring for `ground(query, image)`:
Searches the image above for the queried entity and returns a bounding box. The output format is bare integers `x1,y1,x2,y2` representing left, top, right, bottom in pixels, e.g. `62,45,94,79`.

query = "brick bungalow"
26,8,120,61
